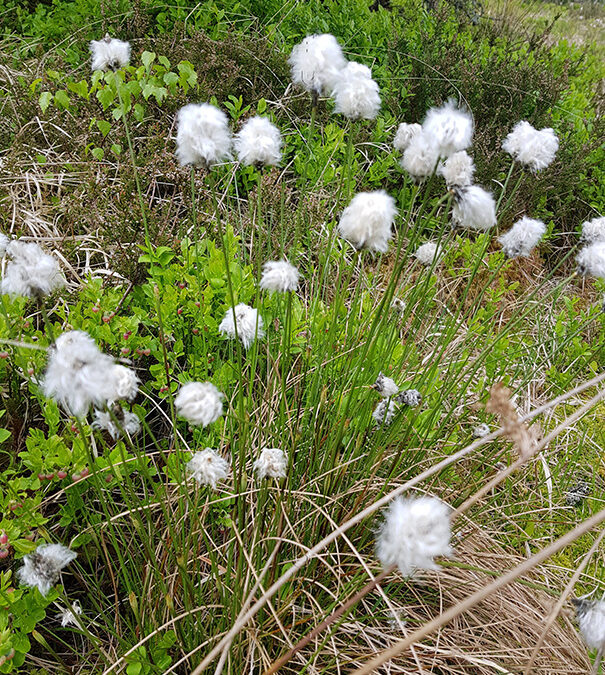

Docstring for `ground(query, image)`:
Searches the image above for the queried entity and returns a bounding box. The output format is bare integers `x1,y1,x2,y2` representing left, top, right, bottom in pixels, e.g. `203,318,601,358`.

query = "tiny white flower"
176,103,232,168
472,423,490,438
576,243,605,280
372,372,399,398
391,297,406,313
580,216,605,244
452,185,497,232
498,216,546,258
17,543,77,596
90,34,130,71
234,116,282,167
438,150,475,187
373,398,397,426
393,122,422,152
56,600,83,627
1,240,66,299
187,448,230,488
254,447,288,479
376,496,452,576
175,382,224,427
92,408,141,440
338,190,398,253
332,61,381,120
260,260,300,292
219,303,265,349
414,241,442,266
288,33,347,96
396,389,422,407
422,100,473,158
572,597,605,650
401,130,440,180
502,121,558,172
0,232,9,257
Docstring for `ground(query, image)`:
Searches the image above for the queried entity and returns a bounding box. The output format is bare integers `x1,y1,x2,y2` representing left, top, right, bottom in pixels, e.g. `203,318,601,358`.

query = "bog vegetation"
0,0,604,673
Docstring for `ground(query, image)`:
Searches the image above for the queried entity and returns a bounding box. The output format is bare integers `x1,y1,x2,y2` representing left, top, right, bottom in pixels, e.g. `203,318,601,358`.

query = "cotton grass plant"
0,23,604,675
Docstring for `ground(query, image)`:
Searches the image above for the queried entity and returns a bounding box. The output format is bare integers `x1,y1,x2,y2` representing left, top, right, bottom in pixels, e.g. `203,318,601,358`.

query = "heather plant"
0,2,604,674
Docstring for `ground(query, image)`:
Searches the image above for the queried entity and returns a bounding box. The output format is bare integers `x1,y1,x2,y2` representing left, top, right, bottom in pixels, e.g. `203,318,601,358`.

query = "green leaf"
0,428,10,444
110,143,123,156
96,119,112,137
141,51,156,70
91,147,104,160
67,79,89,99
96,86,115,110
133,103,145,122
53,90,70,109
257,98,267,114
38,91,53,113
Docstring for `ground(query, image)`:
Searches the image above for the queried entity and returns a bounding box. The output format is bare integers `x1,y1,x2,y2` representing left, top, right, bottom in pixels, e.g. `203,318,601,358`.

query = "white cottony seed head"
254,447,288,479
393,122,422,152
576,243,605,280
187,448,230,489
92,409,141,440
338,190,398,253
174,382,224,427
472,423,490,438
401,130,440,180
452,185,497,232
332,61,381,120
396,389,422,407
498,217,546,258
0,232,9,257
502,120,559,172
438,150,475,188
234,116,282,167
17,543,77,596
90,34,130,71
176,103,232,168
373,398,397,426
372,372,399,398
580,216,605,245
1,240,66,299
260,260,300,293
572,597,605,650
422,100,473,158
219,303,265,349
414,241,442,266
376,496,452,576
288,34,347,96
56,600,83,627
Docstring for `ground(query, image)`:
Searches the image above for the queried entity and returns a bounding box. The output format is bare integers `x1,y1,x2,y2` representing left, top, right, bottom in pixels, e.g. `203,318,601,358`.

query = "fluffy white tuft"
576,243,605,280
376,496,452,576
254,447,288,479
438,150,475,187
0,233,9,257
422,100,473,158
573,598,605,650
414,241,442,266
1,240,66,299
234,116,282,167
396,389,422,407
391,297,407,313
56,600,83,627
338,190,398,253
90,35,130,71
260,260,300,292
373,398,397,426
93,408,140,440
176,103,232,168
498,216,546,258
219,303,264,349
502,120,559,172
288,33,347,95
472,423,490,438
17,543,77,596
332,61,381,120
175,382,224,427
580,216,605,245
452,185,497,231
372,372,399,398
393,122,422,152
42,331,138,418
187,448,230,488
401,130,440,180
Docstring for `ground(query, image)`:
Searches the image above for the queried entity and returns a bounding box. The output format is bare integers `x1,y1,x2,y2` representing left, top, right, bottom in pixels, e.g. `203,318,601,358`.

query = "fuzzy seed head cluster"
234,116,282,167
219,303,265,349
187,448,230,488
338,190,398,253
376,496,453,576
1,240,66,300
502,121,559,172
396,389,422,407
393,122,422,152
332,61,381,120
90,34,130,71
57,600,83,627
17,543,77,596
438,150,475,187
372,372,399,398
254,447,288,479
452,185,497,232
498,217,546,258
93,409,141,440
423,100,473,158
0,232,9,257
572,598,605,649
288,34,347,95
260,260,300,293
401,131,440,180
43,331,139,418
373,398,397,426
576,243,605,280
175,382,224,427
176,103,232,168
414,241,442,266
580,216,605,245
472,423,490,438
